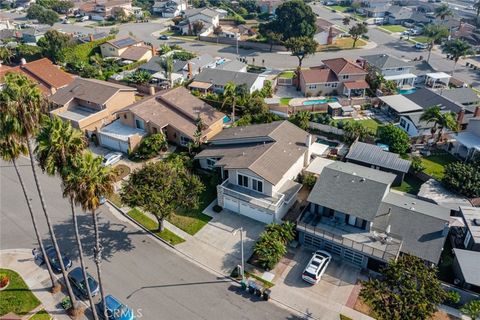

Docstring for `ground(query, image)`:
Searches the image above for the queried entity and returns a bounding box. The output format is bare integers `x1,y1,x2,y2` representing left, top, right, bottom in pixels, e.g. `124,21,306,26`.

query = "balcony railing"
297,208,402,262
220,180,285,211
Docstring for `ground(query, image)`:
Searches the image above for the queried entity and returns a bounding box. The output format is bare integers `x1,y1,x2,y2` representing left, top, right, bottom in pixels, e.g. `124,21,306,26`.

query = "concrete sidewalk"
0,249,87,320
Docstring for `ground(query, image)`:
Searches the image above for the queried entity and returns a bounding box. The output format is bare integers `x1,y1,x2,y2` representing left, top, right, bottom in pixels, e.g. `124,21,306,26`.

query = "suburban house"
195,121,310,224
100,37,154,62
442,88,480,108
152,0,186,17
216,60,248,72
189,68,265,94
459,206,480,252
345,141,411,186
22,25,50,43
359,54,416,89
299,58,369,97
91,0,134,19
452,249,480,293
178,8,219,36
385,6,431,26
77,32,110,44
0,58,74,95
363,4,391,18
448,116,480,161
49,78,136,134
314,18,340,45
398,111,433,138
297,161,451,269
257,0,283,13
98,86,226,152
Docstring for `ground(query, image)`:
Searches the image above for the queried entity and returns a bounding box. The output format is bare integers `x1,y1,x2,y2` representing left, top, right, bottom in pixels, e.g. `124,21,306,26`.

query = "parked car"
102,152,122,167
302,250,332,284
415,42,428,50
78,16,89,22
34,246,72,273
159,34,170,40
68,267,100,298
98,295,135,320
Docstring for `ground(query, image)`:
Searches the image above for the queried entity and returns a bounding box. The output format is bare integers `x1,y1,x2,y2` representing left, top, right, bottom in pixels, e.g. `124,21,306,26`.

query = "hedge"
62,35,115,64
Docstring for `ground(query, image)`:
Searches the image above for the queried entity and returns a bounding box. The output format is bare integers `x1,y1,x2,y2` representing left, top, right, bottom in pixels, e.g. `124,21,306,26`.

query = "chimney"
442,222,450,237
327,26,334,45
89,33,94,42
148,85,155,96
457,107,465,128
20,58,27,66
474,106,480,118
386,224,391,234
187,62,193,80
304,134,312,167
150,44,156,56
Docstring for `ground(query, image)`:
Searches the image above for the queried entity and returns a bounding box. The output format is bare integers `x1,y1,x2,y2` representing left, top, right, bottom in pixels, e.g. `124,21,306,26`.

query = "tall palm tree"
423,24,449,63
221,81,237,122
0,132,57,290
158,55,173,88
441,39,475,74
420,106,442,139
419,106,457,142
435,111,458,142
64,151,115,320
0,73,78,312
435,4,454,22
35,116,99,320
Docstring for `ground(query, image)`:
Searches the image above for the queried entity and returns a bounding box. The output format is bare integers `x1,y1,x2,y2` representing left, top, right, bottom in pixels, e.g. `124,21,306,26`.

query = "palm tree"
158,55,173,88
441,39,475,74
0,46,14,64
435,4,454,22
221,81,237,122
420,106,457,142
35,116,99,320
423,24,449,63
64,151,115,320
420,106,442,139
291,111,311,131
0,73,78,312
0,132,57,291
436,111,458,142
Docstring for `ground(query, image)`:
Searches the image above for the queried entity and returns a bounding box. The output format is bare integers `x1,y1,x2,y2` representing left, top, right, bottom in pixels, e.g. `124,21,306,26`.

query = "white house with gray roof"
195,121,311,224
298,161,451,269
360,54,416,88
189,68,266,94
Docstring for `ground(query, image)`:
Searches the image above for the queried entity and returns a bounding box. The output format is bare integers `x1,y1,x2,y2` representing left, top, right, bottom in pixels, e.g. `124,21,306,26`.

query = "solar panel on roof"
113,37,137,47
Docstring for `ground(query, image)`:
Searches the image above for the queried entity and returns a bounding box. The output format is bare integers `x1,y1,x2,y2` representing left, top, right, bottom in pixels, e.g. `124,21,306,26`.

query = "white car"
102,152,122,166
302,250,332,284
415,42,428,50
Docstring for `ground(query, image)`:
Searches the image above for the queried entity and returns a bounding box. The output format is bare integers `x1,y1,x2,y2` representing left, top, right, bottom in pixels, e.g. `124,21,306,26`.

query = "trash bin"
255,287,262,297
248,280,256,294
240,280,247,290
263,289,271,301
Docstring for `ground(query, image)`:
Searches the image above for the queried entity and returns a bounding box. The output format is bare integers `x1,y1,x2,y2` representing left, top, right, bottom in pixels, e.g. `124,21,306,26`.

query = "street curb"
106,200,320,320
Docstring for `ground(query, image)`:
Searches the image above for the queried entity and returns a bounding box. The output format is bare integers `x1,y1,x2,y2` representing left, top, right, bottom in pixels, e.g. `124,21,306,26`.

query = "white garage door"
223,196,273,224
223,196,239,213
99,135,129,153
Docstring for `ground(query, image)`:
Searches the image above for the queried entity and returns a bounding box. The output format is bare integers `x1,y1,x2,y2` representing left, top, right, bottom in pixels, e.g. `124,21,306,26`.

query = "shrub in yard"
461,300,480,320
253,222,295,270
134,133,167,160
212,205,223,213
299,172,317,189
445,290,461,305
443,159,480,198
410,155,425,173
172,50,196,61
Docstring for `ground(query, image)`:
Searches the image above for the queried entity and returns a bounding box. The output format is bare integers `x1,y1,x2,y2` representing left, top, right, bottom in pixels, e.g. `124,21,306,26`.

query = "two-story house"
49,78,136,135
360,54,417,89
178,8,219,36
100,37,153,62
299,58,369,98
152,0,186,17
297,161,451,270
195,121,311,224
448,115,480,161
97,86,226,153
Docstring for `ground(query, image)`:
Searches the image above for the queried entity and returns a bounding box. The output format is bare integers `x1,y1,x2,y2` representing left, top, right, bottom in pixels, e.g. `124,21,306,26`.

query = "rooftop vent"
360,177,366,182
474,219,480,226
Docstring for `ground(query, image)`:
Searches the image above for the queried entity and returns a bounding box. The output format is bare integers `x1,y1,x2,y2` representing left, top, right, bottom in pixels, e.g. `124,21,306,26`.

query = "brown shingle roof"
127,87,225,138
343,80,369,89
119,46,151,61
50,78,135,106
300,68,338,84
322,58,367,75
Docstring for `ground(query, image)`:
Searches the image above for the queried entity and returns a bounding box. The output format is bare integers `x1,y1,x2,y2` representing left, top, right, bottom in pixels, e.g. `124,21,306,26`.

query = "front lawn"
0,269,40,317
420,152,458,180
412,36,430,43
30,309,52,320
127,209,185,245
326,5,350,12
279,71,295,79
166,172,215,235
380,25,407,33
318,37,367,51
112,164,131,182
392,174,423,195
280,97,292,106
333,118,382,134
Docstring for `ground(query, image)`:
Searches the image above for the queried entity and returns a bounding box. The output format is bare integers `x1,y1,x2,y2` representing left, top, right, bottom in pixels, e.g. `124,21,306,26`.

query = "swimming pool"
302,97,338,105
223,115,231,123
398,88,417,95
316,138,339,147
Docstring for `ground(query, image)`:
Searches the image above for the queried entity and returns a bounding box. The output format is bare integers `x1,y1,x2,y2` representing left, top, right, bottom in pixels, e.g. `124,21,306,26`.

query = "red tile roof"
322,58,367,75
343,80,370,90
300,68,338,84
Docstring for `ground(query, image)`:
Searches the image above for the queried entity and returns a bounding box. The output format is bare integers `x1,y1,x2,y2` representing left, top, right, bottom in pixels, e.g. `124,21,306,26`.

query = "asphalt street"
0,157,301,320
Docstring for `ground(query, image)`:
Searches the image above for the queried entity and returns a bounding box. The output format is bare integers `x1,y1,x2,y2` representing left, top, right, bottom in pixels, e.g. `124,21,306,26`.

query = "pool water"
303,97,338,105
316,138,339,147
223,116,231,123
398,88,417,95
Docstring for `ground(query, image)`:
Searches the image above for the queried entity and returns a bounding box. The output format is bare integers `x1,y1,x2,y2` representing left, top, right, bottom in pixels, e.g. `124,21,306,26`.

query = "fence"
441,282,480,305
198,35,287,52
309,122,345,135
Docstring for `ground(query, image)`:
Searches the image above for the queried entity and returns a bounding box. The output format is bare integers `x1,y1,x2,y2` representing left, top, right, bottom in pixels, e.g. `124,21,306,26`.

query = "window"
400,118,406,128
342,75,349,80
180,136,191,146
332,83,338,88
396,67,404,71
325,83,331,87
308,84,317,89
206,158,217,168
238,174,248,187
135,119,144,130
153,127,158,134
123,114,127,119
252,178,263,193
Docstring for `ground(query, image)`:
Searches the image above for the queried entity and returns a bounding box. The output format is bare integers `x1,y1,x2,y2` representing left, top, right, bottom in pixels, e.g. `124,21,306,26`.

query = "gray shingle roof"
195,121,309,185
346,141,411,173
441,88,480,106
193,68,261,89
307,162,395,221
140,56,187,74
460,206,480,246
374,192,450,264
406,88,467,114
453,249,480,286
361,54,411,70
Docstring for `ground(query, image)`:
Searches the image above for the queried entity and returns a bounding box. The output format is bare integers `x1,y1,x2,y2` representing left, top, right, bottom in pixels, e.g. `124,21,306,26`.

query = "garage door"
99,135,129,153
223,196,273,224
223,196,239,213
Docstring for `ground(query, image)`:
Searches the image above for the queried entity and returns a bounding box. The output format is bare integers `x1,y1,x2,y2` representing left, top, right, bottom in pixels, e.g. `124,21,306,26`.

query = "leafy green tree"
172,50,196,61
0,46,14,64
264,222,295,244
410,155,425,173
266,31,282,52
134,133,167,159
360,255,447,320
253,230,287,270
15,44,43,61
124,69,152,85
423,24,449,63
378,124,411,155
213,25,222,43
461,300,480,320
443,160,480,198
221,81,238,121
158,55,173,87
435,3,454,22
260,80,273,98
289,111,311,131
27,4,59,26
284,36,318,69
120,160,205,231
192,20,205,36
343,121,372,144
351,2,361,14
299,172,316,189
260,0,317,40
37,30,72,63
441,39,475,74
342,16,351,26
348,22,368,48
113,8,129,22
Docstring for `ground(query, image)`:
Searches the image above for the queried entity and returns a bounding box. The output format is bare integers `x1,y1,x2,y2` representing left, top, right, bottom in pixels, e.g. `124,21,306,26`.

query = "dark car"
98,295,135,320
35,246,73,273
68,267,100,298
159,34,170,40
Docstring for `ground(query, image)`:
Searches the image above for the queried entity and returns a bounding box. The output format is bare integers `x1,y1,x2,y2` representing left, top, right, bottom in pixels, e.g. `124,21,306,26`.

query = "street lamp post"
232,227,245,281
